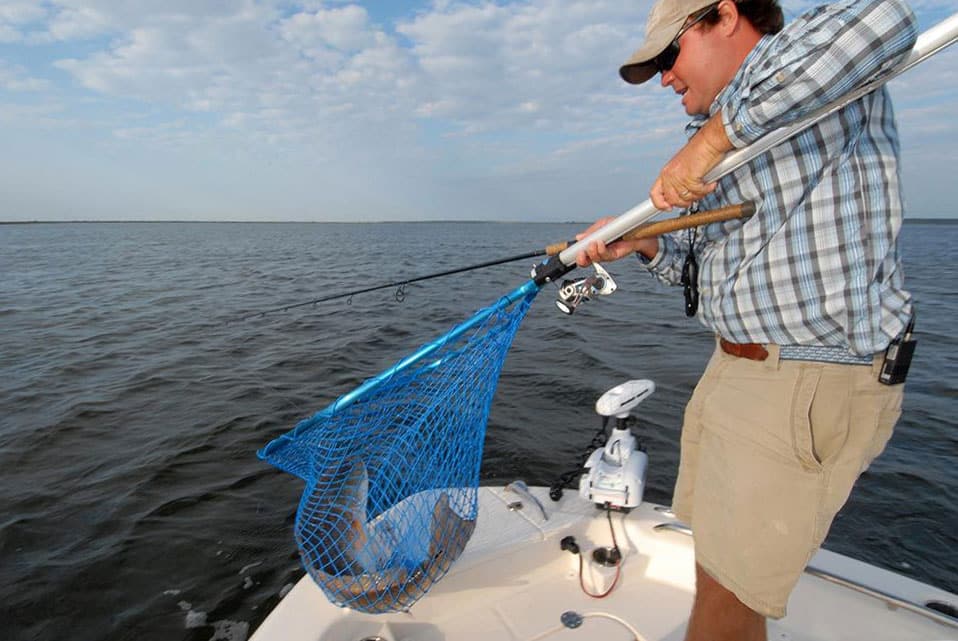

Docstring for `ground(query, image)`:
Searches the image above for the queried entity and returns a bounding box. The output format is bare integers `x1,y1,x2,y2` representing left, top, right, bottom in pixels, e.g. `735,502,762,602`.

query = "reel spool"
555,263,617,315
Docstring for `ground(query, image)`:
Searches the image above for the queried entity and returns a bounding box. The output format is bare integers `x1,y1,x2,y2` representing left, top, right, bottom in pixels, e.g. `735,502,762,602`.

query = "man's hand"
650,113,732,210
574,217,658,267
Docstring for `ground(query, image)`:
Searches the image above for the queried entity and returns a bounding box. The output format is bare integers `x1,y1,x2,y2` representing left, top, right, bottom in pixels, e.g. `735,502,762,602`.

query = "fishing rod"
230,203,755,323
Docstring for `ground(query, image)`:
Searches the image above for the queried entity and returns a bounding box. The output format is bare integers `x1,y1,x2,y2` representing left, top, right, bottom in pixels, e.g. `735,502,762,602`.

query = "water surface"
1,221,955,640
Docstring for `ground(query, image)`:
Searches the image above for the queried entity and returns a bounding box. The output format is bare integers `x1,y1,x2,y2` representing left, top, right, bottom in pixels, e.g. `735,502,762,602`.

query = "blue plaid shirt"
644,0,918,355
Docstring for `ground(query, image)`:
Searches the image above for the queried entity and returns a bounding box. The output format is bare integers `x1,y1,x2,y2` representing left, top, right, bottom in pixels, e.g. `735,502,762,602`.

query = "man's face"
659,19,729,116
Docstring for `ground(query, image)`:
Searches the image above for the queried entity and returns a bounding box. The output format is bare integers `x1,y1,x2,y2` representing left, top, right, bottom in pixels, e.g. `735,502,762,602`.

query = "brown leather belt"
719,338,769,361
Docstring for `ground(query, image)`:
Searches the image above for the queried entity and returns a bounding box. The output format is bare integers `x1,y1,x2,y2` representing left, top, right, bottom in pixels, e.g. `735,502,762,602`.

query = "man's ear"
717,0,742,37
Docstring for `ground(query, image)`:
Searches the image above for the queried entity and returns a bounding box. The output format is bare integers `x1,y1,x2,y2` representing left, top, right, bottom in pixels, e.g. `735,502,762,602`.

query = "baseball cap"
620,0,718,84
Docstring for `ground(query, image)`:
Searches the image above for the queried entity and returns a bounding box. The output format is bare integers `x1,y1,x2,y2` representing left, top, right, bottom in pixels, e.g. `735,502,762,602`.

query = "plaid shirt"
644,0,918,355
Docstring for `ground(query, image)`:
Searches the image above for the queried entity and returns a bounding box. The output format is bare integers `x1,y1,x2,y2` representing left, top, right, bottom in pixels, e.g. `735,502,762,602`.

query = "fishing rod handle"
542,203,755,256
620,202,756,241
543,241,574,256
534,199,743,283
554,12,958,269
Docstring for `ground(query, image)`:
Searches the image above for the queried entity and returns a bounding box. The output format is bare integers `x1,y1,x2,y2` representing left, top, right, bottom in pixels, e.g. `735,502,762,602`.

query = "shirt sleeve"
722,0,918,147
638,234,687,286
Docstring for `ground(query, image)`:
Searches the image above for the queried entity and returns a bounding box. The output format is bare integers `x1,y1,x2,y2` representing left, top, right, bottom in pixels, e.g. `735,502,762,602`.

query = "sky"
1,0,956,222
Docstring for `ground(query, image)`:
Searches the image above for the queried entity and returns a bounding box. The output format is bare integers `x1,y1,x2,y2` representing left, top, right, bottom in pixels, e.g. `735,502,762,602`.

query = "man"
575,0,918,639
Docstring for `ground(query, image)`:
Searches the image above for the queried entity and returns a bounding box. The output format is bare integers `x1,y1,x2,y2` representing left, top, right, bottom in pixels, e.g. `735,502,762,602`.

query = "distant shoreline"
1,217,956,225
0,219,561,225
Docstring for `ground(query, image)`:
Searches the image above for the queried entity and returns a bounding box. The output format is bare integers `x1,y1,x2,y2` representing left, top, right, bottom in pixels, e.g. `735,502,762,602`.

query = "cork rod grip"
621,202,755,241
544,202,755,256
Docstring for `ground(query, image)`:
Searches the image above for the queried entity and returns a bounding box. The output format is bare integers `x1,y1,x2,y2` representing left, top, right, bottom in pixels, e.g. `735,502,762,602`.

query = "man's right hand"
650,114,730,211
574,217,659,267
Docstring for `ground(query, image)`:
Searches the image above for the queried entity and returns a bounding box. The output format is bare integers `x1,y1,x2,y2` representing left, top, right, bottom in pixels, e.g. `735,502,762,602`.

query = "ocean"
1,221,955,640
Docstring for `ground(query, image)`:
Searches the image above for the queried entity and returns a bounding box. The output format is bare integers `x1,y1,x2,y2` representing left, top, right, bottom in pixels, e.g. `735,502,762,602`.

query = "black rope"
549,416,611,502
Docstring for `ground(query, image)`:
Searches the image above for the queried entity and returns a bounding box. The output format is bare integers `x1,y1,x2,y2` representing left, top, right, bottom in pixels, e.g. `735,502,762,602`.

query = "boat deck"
251,486,958,641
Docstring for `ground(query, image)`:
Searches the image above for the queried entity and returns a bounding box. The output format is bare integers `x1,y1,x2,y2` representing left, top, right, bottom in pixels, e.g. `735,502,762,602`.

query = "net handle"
331,279,537,409
555,11,958,267
261,279,540,452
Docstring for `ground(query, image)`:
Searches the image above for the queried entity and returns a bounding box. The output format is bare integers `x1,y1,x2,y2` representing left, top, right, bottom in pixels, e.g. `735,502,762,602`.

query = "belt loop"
765,343,781,371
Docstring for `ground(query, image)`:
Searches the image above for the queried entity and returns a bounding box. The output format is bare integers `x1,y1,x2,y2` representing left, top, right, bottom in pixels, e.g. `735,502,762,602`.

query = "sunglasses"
653,4,720,74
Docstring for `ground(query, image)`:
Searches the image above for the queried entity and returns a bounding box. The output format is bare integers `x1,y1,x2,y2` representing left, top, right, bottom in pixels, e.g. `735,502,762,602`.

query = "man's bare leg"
685,562,767,641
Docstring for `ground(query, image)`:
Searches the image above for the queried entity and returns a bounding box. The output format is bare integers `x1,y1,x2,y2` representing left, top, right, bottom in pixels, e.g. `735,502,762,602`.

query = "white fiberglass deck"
251,486,958,641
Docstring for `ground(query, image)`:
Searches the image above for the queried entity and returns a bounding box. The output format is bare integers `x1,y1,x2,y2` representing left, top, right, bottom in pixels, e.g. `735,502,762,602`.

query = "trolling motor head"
555,263,617,315
579,380,654,511
595,379,655,419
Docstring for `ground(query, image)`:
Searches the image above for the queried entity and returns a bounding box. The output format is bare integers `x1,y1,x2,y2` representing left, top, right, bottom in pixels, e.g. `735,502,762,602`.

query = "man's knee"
695,563,747,605
687,563,766,641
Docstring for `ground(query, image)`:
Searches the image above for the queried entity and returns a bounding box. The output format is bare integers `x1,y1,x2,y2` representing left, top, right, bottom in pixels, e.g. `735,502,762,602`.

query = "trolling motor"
579,380,654,511
554,263,617,315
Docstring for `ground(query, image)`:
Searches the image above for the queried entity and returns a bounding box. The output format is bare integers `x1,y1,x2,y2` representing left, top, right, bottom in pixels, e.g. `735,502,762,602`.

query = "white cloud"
0,61,51,91
0,1,46,24
0,24,22,43
0,0,48,42
45,2,416,147
393,0,650,140
44,5,111,41
280,5,374,52
112,118,201,147
41,0,653,149
0,102,70,127
2,0,955,220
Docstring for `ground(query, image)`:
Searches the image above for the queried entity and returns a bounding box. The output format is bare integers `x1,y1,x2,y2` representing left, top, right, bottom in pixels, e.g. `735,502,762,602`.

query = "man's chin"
681,92,711,117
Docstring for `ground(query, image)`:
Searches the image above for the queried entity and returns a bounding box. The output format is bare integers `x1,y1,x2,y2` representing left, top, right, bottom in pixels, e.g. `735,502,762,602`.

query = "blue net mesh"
259,282,539,613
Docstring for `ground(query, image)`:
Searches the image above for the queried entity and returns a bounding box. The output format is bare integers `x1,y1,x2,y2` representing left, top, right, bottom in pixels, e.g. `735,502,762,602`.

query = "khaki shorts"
672,342,903,619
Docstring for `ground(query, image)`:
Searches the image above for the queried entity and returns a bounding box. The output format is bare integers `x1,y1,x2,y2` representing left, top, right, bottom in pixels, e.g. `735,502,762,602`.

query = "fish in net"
259,281,539,613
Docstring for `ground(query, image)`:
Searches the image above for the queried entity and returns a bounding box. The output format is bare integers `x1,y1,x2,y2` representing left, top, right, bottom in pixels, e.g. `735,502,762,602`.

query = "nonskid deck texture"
251,486,958,641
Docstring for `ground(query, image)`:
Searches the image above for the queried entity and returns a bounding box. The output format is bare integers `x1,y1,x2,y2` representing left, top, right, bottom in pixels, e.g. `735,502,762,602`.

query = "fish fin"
424,493,476,577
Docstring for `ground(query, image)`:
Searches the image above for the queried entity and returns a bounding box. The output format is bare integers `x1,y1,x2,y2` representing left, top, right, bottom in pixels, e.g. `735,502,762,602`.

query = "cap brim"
620,60,659,85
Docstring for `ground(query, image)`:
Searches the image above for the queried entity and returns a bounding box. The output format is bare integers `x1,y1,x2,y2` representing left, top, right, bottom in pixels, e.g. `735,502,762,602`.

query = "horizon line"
2,216,957,226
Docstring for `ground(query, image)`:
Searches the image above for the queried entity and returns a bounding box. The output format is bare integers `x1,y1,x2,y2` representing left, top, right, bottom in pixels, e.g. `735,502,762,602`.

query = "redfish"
296,457,475,613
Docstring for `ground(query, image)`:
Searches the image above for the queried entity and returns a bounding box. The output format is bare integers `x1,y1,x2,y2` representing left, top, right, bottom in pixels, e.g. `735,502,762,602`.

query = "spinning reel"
554,263,618,315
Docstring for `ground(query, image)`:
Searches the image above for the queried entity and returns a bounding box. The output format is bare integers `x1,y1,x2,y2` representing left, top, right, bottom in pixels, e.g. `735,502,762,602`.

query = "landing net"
259,281,539,613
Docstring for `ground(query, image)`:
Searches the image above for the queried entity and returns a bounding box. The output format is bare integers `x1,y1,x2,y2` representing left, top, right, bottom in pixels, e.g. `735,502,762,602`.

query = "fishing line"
228,248,555,323
229,204,754,323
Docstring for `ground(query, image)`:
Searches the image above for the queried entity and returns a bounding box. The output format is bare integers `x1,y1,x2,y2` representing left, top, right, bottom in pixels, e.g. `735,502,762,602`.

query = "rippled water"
1,221,955,641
